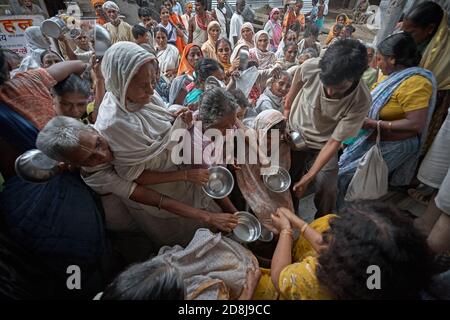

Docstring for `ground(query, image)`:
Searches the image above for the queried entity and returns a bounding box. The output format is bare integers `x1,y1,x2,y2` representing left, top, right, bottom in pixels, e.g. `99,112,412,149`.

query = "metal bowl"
41,17,69,39
94,24,112,58
15,149,59,183
238,47,249,70
263,166,291,193
288,130,308,151
233,211,262,243
258,226,274,242
202,166,234,199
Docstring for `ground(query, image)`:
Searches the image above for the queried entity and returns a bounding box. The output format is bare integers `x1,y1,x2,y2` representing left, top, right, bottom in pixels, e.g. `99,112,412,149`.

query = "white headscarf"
95,42,187,180
102,1,119,12
18,26,51,72
249,30,276,70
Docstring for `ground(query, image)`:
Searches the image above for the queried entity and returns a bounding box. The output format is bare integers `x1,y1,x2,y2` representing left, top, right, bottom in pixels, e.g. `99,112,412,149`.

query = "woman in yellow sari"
325,13,352,45
253,203,433,300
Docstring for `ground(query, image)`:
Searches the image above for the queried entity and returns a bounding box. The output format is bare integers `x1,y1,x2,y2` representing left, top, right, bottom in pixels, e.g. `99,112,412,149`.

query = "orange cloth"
170,13,186,54
90,0,105,6
177,44,202,76
96,17,108,25
326,14,353,45
0,68,56,130
282,11,305,31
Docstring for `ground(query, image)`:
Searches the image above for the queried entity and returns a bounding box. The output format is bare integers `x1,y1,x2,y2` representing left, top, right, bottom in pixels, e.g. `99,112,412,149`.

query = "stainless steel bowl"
239,48,249,70
263,166,291,193
202,166,234,199
15,149,59,183
233,211,262,243
288,130,308,151
258,226,274,242
41,17,69,39
94,24,112,58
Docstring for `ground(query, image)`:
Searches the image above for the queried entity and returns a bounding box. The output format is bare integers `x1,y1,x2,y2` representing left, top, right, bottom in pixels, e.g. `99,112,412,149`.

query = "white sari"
156,43,179,83
95,42,220,247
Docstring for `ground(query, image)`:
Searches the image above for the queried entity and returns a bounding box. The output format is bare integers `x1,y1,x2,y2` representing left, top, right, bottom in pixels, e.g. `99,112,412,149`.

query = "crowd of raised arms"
0,0,449,300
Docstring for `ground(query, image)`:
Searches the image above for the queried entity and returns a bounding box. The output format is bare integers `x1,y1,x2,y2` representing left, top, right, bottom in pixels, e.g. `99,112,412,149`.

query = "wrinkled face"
285,45,298,62
187,46,202,68
53,92,89,119
272,75,291,97
401,19,435,45
209,25,220,42
216,41,231,63
126,61,155,108
42,52,62,68
376,52,396,75
242,27,253,42
65,129,114,167
75,34,90,51
23,0,32,7
323,79,354,99
106,9,119,22
366,47,375,65
257,34,269,51
160,8,170,23
155,30,168,48
337,15,345,24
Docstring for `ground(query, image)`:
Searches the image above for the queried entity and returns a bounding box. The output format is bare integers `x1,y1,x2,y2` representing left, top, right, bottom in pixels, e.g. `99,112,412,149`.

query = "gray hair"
198,87,238,129
365,43,376,52
36,116,92,162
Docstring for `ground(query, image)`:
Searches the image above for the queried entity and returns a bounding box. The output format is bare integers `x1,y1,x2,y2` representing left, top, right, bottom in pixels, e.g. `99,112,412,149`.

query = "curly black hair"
316,202,434,300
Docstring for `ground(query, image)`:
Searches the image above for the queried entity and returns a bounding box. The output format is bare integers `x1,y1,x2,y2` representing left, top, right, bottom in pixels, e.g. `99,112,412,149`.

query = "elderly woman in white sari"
249,31,277,70
94,42,238,248
154,26,179,84
18,26,52,72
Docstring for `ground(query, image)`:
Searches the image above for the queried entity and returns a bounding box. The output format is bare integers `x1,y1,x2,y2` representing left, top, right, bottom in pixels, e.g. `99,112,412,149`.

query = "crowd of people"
0,0,449,300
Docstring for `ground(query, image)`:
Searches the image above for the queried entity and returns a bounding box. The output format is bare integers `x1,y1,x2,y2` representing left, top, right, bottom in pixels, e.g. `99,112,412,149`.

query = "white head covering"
249,30,276,70
95,42,188,179
102,1,119,12
18,26,51,72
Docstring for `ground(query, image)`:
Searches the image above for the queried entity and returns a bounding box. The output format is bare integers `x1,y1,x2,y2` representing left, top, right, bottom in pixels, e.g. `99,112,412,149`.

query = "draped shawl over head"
177,43,202,76
201,21,220,61
236,22,255,49
102,0,119,12
18,26,50,72
95,42,187,180
249,30,276,70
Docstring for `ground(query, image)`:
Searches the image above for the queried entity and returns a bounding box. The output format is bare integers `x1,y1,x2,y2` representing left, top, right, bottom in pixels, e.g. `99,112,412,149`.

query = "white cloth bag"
345,122,388,201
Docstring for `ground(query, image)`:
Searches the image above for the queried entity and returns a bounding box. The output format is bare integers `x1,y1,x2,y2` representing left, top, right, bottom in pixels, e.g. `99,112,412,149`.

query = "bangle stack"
280,228,294,240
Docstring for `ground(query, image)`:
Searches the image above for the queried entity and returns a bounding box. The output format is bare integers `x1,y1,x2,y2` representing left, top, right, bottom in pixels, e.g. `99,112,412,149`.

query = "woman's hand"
293,174,313,199
362,117,377,130
204,212,239,233
271,209,292,233
173,107,193,125
276,207,298,225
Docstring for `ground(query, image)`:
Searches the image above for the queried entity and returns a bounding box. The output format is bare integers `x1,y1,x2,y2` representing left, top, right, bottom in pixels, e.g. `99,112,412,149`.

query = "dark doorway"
43,0,66,16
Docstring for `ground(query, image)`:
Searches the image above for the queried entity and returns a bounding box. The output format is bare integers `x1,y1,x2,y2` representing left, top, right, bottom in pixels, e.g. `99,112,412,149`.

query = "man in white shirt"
212,0,233,39
230,0,246,47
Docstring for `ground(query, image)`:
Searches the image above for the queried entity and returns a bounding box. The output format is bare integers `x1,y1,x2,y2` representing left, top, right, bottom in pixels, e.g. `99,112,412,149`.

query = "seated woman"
170,44,203,105
235,22,255,49
235,110,294,229
255,71,292,114
93,42,237,247
325,23,344,46
184,58,226,106
215,38,235,83
338,33,436,206
278,42,298,73
275,29,298,60
154,26,179,84
201,21,220,60
254,203,433,300
249,31,277,70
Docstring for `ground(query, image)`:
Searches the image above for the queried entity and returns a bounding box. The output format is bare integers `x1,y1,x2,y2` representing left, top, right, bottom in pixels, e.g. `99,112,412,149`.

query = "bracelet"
300,223,309,236
388,121,393,132
158,194,165,210
280,228,294,240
